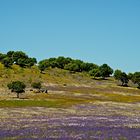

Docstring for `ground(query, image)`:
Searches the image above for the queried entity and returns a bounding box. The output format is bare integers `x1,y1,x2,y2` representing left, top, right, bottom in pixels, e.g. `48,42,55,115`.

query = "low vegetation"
31,82,42,89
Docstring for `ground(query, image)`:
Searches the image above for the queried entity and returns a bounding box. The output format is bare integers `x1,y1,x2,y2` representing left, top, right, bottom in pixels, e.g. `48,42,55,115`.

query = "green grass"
0,99,89,108
0,91,140,108
0,94,90,108
69,89,140,103
0,100,70,108
1,90,140,108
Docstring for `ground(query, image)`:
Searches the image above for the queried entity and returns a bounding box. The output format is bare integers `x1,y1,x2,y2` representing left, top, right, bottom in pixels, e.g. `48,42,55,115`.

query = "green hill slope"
0,63,140,108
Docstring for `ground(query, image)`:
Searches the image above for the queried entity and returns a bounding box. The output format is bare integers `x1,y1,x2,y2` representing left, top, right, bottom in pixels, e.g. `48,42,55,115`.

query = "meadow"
0,65,140,139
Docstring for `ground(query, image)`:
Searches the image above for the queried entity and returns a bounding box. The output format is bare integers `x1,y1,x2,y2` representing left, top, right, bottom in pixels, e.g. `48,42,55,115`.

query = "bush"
31,82,42,89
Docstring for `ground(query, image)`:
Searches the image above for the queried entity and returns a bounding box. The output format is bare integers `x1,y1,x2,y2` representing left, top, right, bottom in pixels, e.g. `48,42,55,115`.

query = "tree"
6,51,15,61
0,53,6,61
64,62,80,72
119,72,129,86
83,63,99,72
99,64,113,79
38,60,48,73
131,72,140,89
7,81,26,98
56,56,72,69
12,51,28,63
128,73,133,80
24,57,37,67
2,57,13,68
17,58,27,67
31,82,42,89
114,70,129,86
89,68,101,79
114,69,122,80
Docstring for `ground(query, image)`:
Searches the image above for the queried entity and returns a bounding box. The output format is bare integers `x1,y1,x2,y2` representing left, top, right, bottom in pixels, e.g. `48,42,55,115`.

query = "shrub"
31,82,42,89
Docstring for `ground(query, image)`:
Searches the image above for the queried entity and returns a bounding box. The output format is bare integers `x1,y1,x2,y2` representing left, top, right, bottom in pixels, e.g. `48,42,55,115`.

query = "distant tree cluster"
89,64,113,79
39,56,98,72
38,56,113,79
0,51,37,68
0,51,114,79
129,72,140,89
114,70,140,89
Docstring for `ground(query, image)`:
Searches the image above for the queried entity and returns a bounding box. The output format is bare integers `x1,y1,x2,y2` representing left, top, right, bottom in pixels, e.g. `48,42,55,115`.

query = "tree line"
1,51,140,89
114,70,140,89
38,57,113,79
0,51,37,68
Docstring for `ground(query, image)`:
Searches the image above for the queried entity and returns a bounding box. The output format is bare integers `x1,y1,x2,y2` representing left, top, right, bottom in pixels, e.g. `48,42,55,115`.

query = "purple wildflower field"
0,103,140,140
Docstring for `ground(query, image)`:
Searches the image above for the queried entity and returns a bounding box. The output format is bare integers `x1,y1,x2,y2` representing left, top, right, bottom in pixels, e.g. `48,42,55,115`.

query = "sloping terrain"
0,64,140,139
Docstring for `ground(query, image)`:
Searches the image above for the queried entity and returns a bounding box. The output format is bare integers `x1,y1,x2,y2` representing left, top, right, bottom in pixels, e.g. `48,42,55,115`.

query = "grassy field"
1,64,140,139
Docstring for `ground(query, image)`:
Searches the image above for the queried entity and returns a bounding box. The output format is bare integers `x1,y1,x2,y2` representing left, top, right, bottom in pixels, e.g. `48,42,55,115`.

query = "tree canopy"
99,64,113,79
38,57,99,73
114,70,129,86
0,51,37,68
131,72,140,88
7,81,26,98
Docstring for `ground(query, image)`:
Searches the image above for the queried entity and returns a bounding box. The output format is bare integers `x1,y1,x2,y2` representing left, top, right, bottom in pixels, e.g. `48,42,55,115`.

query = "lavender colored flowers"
0,103,140,140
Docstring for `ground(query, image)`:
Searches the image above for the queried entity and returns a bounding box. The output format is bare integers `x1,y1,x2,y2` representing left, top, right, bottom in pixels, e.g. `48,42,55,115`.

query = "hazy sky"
0,0,140,72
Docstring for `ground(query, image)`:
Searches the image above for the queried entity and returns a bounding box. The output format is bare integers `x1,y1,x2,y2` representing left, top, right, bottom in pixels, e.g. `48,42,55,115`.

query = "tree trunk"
17,93,20,98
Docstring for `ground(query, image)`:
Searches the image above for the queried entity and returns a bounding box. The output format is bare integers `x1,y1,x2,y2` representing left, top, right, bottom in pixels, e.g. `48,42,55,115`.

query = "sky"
0,0,140,73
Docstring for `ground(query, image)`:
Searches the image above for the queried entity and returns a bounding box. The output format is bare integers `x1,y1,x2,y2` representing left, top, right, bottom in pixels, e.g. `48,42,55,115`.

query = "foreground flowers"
0,103,140,139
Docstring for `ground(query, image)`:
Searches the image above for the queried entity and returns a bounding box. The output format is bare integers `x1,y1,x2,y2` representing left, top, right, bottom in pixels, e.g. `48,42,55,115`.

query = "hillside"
1,63,140,139
0,63,140,107
0,65,140,140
